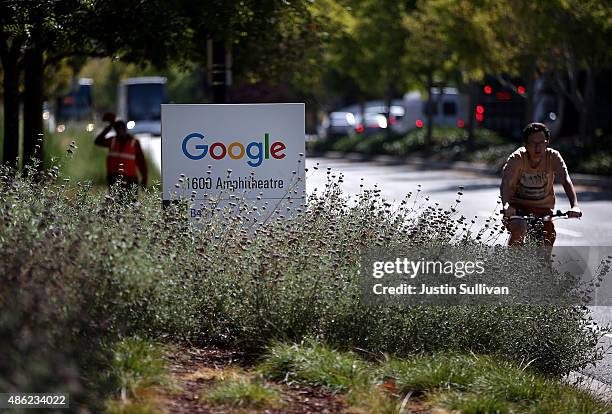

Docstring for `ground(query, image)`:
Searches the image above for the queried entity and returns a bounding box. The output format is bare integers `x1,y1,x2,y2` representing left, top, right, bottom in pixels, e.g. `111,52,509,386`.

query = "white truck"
397,87,469,134
117,76,167,136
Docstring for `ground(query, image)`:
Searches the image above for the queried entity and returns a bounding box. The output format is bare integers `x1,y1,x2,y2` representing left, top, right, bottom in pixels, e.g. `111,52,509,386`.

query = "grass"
258,341,396,413
110,337,171,399
42,124,160,186
379,354,492,394
258,341,372,392
200,377,281,408
259,342,612,414
104,337,172,413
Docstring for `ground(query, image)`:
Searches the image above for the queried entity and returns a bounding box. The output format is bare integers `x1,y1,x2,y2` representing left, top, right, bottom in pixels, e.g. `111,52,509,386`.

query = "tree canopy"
2,0,612,163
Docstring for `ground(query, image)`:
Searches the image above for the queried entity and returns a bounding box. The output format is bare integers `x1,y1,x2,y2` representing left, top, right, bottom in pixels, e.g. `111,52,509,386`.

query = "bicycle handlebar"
508,209,569,222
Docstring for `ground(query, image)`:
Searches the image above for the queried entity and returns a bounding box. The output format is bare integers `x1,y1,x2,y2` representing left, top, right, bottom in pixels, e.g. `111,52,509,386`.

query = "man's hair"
113,120,127,130
522,122,550,142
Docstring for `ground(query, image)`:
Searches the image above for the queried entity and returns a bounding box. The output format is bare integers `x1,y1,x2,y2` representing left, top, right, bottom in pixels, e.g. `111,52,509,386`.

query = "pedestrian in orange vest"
95,112,148,189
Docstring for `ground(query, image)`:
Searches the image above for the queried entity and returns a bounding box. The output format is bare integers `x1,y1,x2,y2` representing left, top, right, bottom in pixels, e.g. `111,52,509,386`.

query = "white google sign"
161,104,305,219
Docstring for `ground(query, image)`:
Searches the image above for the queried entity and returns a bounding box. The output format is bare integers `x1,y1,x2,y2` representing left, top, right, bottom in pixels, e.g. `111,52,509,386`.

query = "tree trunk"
23,47,45,171
211,40,227,104
523,73,535,125
2,55,20,167
425,72,434,148
466,80,477,151
578,67,596,150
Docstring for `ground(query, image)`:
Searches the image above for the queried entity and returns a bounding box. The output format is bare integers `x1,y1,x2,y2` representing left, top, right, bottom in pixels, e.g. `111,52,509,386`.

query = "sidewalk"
308,150,612,190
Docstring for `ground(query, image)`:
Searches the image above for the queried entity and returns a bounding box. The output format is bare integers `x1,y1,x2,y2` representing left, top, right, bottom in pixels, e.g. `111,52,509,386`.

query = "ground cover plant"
258,342,612,414
200,377,281,408
105,338,174,414
0,147,609,410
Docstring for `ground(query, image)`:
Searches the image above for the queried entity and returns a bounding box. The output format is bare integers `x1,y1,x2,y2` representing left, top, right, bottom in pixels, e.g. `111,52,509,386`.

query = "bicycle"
506,209,571,246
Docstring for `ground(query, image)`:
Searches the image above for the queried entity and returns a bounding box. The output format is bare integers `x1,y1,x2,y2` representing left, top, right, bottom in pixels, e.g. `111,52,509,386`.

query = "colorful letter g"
182,133,207,160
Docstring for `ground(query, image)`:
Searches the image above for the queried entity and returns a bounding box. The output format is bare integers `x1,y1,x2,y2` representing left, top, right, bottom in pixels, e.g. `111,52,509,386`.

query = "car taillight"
355,124,365,133
389,116,397,125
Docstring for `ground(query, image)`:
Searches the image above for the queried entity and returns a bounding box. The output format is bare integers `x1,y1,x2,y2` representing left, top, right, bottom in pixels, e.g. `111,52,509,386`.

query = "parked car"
354,104,407,136
320,89,467,139
320,100,407,138
354,112,388,135
319,111,356,138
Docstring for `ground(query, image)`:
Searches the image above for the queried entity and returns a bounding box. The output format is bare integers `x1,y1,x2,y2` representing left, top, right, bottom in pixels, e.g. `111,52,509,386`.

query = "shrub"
577,153,612,176
384,126,506,158
0,151,608,410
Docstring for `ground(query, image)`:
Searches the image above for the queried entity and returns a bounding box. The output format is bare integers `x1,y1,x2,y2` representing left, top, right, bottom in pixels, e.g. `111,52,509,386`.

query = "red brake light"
355,124,365,133
484,85,492,94
415,119,424,128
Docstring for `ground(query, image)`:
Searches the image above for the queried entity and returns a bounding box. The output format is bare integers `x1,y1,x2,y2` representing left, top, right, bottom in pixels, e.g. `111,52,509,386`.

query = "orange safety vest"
107,137,138,178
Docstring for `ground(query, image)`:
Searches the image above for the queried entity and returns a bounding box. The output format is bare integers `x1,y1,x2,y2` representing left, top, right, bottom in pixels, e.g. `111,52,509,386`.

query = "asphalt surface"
138,136,612,386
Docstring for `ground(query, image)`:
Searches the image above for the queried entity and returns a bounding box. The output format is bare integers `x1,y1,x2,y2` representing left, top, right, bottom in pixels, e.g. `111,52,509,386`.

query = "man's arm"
95,112,116,147
562,179,579,209
500,156,520,216
94,125,112,147
555,152,581,217
135,141,148,187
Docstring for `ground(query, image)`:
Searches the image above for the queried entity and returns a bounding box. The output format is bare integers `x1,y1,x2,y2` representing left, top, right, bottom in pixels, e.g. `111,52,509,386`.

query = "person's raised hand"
102,112,116,124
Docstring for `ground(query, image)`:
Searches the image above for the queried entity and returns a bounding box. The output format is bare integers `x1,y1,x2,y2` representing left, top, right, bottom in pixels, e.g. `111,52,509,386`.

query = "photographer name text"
372,283,509,296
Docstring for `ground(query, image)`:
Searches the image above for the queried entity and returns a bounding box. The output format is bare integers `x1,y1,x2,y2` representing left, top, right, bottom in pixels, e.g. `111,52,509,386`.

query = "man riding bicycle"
500,122,582,246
